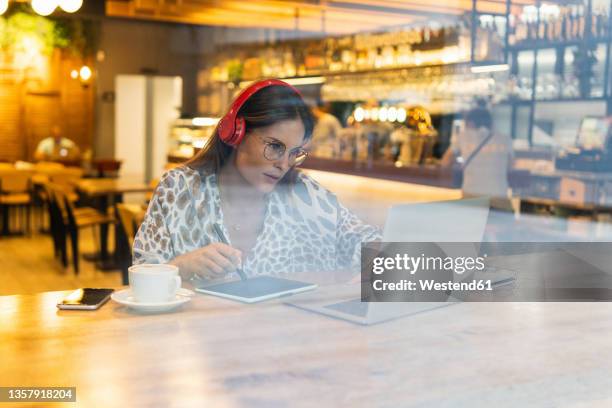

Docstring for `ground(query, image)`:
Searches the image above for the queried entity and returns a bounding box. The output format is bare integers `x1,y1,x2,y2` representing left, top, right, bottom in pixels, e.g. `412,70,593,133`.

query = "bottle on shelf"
569,6,576,40
561,10,568,41
539,16,547,41
514,16,526,44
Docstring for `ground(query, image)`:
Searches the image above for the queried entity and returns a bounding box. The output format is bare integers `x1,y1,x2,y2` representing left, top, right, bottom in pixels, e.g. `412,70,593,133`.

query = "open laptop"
286,197,491,325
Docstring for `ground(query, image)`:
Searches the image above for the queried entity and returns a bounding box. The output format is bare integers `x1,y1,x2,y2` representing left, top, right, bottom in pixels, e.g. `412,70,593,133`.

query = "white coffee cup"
128,264,181,303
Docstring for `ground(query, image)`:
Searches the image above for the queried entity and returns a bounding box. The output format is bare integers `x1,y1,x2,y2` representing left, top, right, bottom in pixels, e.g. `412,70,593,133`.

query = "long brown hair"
186,84,314,184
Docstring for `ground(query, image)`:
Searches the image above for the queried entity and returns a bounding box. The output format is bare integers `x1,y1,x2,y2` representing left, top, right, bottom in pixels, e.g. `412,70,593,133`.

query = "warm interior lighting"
15,36,44,72
281,76,326,86
59,0,82,13
470,64,509,74
379,106,388,122
371,107,379,121
79,65,92,81
70,69,78,79
192,139,207,149
192,117,219,127
354,107,365,122
359,106,403,122
31,0,57,16
397,108,407,122
0,0,8,15
239,76,325,89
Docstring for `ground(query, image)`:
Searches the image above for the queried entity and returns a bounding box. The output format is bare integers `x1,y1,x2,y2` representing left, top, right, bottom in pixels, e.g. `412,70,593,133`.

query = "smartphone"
57,288,114,310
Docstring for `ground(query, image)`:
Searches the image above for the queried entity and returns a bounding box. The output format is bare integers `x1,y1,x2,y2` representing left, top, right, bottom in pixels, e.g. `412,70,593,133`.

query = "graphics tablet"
195,276,317,303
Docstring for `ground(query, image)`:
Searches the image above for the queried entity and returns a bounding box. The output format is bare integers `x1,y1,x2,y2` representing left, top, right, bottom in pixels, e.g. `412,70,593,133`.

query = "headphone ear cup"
218,115,233,144
218,79,300,146
230,116,246,146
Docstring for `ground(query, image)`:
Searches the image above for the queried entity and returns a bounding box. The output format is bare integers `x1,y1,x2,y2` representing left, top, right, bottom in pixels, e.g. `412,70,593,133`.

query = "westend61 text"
372,279,493,292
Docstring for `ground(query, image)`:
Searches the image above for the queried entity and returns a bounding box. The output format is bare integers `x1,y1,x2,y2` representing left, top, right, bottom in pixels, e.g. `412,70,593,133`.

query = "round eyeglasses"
260,138,308,167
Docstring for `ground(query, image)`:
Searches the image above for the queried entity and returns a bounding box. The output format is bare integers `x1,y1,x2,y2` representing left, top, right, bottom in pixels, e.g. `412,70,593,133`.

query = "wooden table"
74,179,153,270
3,279,612,407
74,178,153,197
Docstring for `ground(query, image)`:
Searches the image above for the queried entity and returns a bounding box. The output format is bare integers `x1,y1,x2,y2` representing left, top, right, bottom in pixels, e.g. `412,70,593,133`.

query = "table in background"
74,179,153,270
2,282,612,407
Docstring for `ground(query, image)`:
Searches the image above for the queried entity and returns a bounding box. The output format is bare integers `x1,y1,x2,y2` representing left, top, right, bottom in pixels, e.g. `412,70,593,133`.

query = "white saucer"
111,288,194,313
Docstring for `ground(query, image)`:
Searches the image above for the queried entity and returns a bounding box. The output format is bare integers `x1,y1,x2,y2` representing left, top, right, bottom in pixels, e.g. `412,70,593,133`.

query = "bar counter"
301,157,457,189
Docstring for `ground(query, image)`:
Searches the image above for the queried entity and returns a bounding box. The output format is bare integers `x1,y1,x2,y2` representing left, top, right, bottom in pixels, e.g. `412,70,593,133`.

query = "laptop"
286,197,491,325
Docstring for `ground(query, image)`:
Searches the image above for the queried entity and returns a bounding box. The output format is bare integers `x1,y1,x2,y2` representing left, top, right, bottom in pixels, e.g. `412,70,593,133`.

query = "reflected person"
442,101,513,207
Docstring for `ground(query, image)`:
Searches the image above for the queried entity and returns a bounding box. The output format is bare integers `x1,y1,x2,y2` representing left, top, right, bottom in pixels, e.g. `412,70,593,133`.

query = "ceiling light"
397,108,407,122
379,106,388,122
0,0,8,15
31,0,57,16
354,107,365,122
388,107,398,122
59,0,82,13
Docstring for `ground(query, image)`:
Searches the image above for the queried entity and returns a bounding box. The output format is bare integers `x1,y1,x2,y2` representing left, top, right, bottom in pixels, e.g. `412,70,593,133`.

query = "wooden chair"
33,165,82,231
115,203,145,284
41,182,96,262
0,169,33,236
42,183,69,267
33,163,78,208
49,184,114,274
92,158,122,178
49,168,83,203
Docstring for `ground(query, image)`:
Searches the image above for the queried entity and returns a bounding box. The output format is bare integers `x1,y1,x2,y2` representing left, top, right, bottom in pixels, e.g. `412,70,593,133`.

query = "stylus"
213,223,248,281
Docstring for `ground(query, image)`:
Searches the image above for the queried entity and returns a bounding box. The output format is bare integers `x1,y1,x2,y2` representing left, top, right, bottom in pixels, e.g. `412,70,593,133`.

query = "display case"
167,117,219,163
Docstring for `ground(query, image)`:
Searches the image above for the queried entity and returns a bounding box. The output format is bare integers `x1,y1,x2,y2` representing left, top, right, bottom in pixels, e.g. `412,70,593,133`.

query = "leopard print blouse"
133,165,382,277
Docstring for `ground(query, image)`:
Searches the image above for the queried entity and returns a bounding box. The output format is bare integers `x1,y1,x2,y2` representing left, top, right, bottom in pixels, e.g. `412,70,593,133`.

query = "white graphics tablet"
195,276,317,303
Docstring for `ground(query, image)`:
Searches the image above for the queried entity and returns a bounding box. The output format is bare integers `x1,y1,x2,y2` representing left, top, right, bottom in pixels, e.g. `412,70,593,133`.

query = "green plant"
227,59,243,84
0,7,96,58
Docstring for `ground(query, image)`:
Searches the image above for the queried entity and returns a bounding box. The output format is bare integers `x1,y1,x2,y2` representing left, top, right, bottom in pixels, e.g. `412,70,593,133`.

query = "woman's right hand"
169,243,242,281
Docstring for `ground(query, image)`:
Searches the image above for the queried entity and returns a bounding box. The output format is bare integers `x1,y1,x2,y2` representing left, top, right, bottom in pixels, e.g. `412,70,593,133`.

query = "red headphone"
217,79,302,147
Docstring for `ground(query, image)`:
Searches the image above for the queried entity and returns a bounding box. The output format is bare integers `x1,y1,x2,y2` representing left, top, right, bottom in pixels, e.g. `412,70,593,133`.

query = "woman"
133,79,381,282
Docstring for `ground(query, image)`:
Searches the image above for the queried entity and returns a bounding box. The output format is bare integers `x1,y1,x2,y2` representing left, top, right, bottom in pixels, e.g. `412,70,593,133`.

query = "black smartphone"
56,288,114,310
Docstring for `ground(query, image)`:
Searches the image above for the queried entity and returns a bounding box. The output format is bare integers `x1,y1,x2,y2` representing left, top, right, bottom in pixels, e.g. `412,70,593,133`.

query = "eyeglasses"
258,136,309,167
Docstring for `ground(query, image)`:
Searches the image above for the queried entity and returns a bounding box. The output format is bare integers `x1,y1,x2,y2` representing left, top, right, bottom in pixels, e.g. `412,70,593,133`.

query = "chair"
116,203,145,284
40,182,81,258
49,167,83,203
92,159,122,178
43,183,69,267
33,164,78,212
0,169,33,236
48,184,114,274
